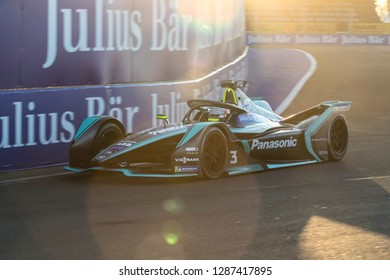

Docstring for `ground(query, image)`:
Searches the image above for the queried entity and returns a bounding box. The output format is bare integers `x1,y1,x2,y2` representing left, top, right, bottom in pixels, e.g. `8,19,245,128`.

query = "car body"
65,80,351,179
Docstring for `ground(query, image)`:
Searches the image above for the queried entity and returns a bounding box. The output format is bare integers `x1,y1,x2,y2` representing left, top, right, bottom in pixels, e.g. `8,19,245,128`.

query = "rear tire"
328,116,348,161
200,127,228,179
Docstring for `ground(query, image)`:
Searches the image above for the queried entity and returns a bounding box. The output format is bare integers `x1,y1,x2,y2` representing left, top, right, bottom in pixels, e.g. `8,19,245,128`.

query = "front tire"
200,127,228,179
94,122,124,153
328,116,348,161
69,120,125,167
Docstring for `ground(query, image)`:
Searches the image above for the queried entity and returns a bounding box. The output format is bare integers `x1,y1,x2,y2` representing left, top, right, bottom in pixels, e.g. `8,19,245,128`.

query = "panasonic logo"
251,137,298,150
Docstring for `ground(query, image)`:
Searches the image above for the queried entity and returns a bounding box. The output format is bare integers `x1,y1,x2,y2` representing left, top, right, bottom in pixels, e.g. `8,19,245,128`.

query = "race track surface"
1,46,390,260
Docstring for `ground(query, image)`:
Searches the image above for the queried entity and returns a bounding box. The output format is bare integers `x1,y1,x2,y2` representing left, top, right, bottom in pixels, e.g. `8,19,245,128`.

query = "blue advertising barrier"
248,33,390,46
0,51,248,171
0,0,246,89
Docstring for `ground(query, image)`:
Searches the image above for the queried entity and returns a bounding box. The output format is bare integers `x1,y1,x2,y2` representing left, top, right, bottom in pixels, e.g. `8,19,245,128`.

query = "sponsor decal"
185,147,199,152
116,141,136,147
175,157,199,164
333,104,351,111
95,155,107,161
175,165,199,173
148,125,184,136
95,141,136,161
251,137,298,150
312,138,327,142
184,146,199,155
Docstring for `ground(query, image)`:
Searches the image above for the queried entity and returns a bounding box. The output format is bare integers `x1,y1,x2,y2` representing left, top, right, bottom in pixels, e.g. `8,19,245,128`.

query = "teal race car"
65,80,351,179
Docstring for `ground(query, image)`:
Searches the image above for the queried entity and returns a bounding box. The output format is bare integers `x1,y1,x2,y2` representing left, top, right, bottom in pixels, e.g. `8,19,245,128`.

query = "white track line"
275,49,318,115
345,175,390,181
346,175,390,194
0,171,71,185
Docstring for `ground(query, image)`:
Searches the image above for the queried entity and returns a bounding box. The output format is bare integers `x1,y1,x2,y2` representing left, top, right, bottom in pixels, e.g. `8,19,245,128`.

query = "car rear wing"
283,100,351,125
220,80,248,89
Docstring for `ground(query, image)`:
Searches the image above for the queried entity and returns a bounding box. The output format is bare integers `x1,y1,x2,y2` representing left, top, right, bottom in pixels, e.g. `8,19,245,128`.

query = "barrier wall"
248,33,390,46
0,0,247,171
245,0,390,46
246,0,380,33
0,0,246,89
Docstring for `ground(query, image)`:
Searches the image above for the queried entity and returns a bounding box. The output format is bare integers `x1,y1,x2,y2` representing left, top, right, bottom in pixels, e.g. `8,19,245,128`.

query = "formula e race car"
65,80,351,179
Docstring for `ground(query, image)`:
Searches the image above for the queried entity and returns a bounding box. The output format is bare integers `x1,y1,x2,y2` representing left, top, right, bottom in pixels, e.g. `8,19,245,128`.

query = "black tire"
93,122,125,155
200,127,228,179
69,120,125,167
328,116,348,161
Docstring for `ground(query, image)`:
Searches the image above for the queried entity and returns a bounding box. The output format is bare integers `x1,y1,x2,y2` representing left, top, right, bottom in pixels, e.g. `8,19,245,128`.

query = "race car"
64,80,351,179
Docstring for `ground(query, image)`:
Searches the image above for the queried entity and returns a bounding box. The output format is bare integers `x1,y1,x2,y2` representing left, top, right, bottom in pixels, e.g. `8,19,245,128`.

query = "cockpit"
183,104,273,127
228,112,272,127
182,80,283,126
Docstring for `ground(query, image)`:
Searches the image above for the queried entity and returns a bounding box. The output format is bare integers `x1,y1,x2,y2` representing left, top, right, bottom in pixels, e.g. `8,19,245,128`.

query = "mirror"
155,114,170,127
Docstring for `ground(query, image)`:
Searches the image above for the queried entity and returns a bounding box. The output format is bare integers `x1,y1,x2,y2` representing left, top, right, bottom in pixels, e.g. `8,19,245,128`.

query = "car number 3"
230,150,238,164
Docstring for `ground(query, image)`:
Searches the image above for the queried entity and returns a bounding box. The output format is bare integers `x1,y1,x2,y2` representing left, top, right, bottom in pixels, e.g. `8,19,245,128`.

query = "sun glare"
375,0,390,22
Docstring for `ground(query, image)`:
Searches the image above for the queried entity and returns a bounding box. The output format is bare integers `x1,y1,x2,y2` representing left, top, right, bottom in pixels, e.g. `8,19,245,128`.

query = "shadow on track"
242,161,390,259
0,175,102,259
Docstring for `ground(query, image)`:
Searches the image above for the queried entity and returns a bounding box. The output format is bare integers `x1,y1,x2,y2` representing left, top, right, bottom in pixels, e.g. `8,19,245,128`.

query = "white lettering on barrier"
247,35,274,44
43,0,143,68
369,35,385,44
151,92,188,127
295,35,321,44
150,0,191,51
0,102,75,148
0,98,141,149
248,34,390,46
322,35,338,44
276,35,291,43
42,0,246,71
85,97,140,133
342,35,368,45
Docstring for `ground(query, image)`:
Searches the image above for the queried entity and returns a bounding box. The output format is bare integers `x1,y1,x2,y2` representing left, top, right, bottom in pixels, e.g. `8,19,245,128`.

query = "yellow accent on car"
156,114,168,120
222,87,238,105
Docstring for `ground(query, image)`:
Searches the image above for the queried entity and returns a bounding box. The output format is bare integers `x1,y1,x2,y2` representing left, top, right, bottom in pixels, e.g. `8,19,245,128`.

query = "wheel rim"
331,119,347,154
203,132,226,176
